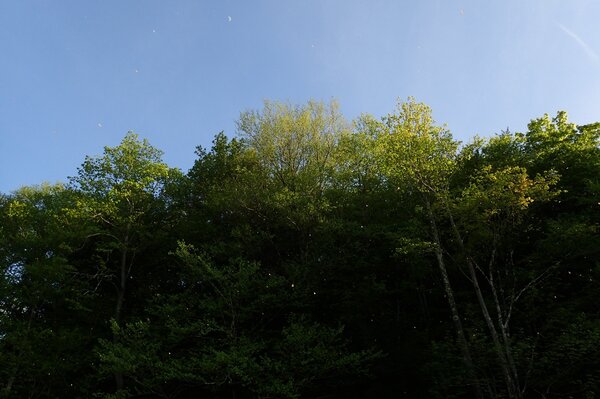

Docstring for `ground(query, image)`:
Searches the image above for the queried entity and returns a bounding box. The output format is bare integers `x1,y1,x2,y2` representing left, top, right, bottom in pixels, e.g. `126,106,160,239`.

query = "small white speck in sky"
97,123,102,128
227,16,232,22
134,69,139,73
459,9,464,16
152,29,156,33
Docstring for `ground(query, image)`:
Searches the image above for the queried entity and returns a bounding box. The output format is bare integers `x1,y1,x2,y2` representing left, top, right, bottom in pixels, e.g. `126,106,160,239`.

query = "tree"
375,98,487,397
69,132,177,391
2,102,599,398
237,99,346,194
0,184,95,398
96,242,378,398
453,161,559,398
236,100,348,234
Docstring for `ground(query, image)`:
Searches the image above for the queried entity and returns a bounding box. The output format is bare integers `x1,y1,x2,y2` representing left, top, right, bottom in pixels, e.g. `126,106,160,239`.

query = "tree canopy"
1,100,599,398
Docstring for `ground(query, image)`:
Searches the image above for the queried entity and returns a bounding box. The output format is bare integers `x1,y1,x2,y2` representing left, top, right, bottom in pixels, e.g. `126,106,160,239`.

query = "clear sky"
1,0,599,193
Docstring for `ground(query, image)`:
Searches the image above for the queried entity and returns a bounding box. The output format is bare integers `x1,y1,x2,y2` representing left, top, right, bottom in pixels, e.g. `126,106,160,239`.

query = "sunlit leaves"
379,97,458,195
458,165,559,224
237,99,348,194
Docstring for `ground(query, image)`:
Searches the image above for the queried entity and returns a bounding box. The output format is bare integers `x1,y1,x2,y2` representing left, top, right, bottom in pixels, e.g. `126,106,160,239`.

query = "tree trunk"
489,256,522,397
115,245,127,325
2,305,38,398
113,236,129,392
424,197,484,399
1,374,15,398
445,208,521,399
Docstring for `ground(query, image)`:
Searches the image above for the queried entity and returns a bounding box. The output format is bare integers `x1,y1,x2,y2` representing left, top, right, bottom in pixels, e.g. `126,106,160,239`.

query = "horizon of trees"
1,98,599,398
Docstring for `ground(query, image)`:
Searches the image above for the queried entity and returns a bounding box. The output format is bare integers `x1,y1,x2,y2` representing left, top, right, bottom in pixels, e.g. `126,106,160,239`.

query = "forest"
1,98,599,398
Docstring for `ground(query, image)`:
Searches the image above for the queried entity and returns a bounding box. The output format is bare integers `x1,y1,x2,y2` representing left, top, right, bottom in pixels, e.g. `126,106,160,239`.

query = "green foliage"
94,242,377,398
379,97,458,194
1,101,599,398
0,184,96,398
536,315,600,398
237,100,346,194
456,165,560,233
72,132,170,198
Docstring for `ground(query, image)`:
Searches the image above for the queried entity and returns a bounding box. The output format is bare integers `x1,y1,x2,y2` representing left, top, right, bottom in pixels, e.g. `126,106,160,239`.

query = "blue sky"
1,0,599,193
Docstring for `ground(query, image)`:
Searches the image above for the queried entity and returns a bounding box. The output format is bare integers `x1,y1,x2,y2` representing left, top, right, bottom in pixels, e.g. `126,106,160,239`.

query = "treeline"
1,98,599,398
